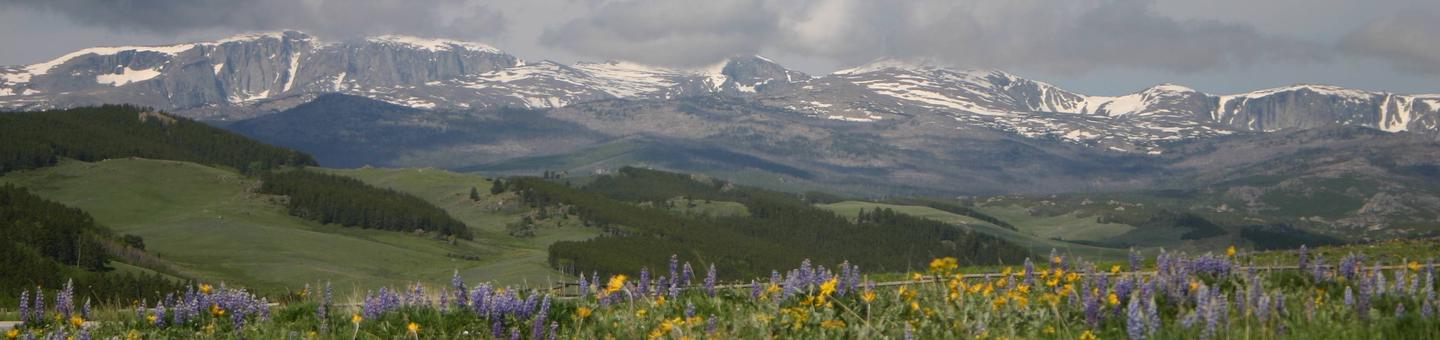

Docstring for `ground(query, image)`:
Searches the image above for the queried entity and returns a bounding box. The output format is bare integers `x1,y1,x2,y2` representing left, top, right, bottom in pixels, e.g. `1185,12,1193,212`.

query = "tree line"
530,167,1030,280
0,105,315,174
258,171,473,239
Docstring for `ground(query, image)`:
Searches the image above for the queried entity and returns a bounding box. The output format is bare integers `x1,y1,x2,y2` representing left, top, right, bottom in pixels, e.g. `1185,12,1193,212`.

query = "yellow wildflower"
1110,265,1122,274
820,278,838,297
635,309,648,318
1043,326,1056,335
577,307,593,319
407,322,420,336
1189,281,1201,292
125,330,142,340
821,319,847,329
605,274,628,295
210,304,226,317
912,272,925,281
766,284,782,295
1409,261,1422,272
5,329,18,340
200,283,214,295
146,314,158,324
1065,272,1080,283
862,290,877,303
1080,330,1098,340
1052,256,1064,265
1226,245,1237,257
352,313,363,325
1107,293,1120,306
1016,284,1031,294
930,257,959,274
911,301,921,311
1001,266,1014,276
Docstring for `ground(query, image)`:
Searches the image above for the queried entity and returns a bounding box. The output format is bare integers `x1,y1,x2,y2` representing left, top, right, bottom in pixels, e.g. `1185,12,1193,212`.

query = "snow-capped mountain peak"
365,35,502,54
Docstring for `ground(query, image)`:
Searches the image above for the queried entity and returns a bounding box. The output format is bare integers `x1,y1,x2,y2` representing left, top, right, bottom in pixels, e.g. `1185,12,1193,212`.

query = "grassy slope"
966,204,1137,242
0,159,543,294
315,167,602,286
817,201,1128,260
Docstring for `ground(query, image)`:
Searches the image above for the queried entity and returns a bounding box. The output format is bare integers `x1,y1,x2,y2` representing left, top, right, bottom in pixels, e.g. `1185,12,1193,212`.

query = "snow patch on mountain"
366,35,501,54
95,67,163,86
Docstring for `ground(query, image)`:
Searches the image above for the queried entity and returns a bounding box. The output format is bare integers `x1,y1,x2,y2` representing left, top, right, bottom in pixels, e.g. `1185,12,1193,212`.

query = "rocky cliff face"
0,31,519,119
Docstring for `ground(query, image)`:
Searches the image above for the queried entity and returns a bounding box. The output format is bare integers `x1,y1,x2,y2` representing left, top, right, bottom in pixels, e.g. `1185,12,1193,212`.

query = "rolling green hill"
817,201,1129,260
0,159,563,294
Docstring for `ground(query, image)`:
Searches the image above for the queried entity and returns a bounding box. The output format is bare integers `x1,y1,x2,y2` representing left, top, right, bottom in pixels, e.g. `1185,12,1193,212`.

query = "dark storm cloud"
538,0,780,68
5,0,506,40
540,0,1326,73
1341,10,1440,74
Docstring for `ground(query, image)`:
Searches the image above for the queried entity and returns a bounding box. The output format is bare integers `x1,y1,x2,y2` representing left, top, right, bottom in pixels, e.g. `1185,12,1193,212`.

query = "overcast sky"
2,0,1437,95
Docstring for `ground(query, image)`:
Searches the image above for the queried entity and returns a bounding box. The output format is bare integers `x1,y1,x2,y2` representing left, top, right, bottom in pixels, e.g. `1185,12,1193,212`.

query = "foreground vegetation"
9,243,1440,339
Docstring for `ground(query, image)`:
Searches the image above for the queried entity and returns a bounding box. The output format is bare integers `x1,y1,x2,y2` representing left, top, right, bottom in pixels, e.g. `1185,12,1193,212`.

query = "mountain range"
5,31,1440,236
3,30,1438,152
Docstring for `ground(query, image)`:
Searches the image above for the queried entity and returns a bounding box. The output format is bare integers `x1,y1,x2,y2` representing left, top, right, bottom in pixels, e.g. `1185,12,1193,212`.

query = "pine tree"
469,187,480,201
490,179,505,195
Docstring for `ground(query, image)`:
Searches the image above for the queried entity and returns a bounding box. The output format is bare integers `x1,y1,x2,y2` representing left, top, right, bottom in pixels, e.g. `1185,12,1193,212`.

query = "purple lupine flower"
707,315,718,334
577,273,589,297
549,322,560,340
440,288,450,311
76,329,89,340
846,265,862,295
751,280,763,300
511,327,522,340
798,259,813,287
452,271,468,308
1339,253,1364,281
1022,258,1036,287
1084,289,1102,327
682,262,695,287
668,255,680,286
57,279,75,318
153,301,167,328
18,290,29,325
838,262,852,296
1344,286,1355,308
639,267,651,296
685,303,696,319
532,295,551,340
33,289,45,323
1145,296,1160,335
704,264,718,297
1256,294,1272,323
1126,293,1147,340
904,324,915,340
492,320,505,338
1130,247,1143,272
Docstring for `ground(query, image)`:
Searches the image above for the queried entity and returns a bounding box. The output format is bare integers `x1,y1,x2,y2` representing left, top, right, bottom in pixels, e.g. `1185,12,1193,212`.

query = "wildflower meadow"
8,245,1440,339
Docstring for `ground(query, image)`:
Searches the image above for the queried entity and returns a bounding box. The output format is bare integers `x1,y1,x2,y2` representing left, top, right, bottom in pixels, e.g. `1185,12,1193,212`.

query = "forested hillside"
0,105,315,174
525,167,1029,279
0,185,182,305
